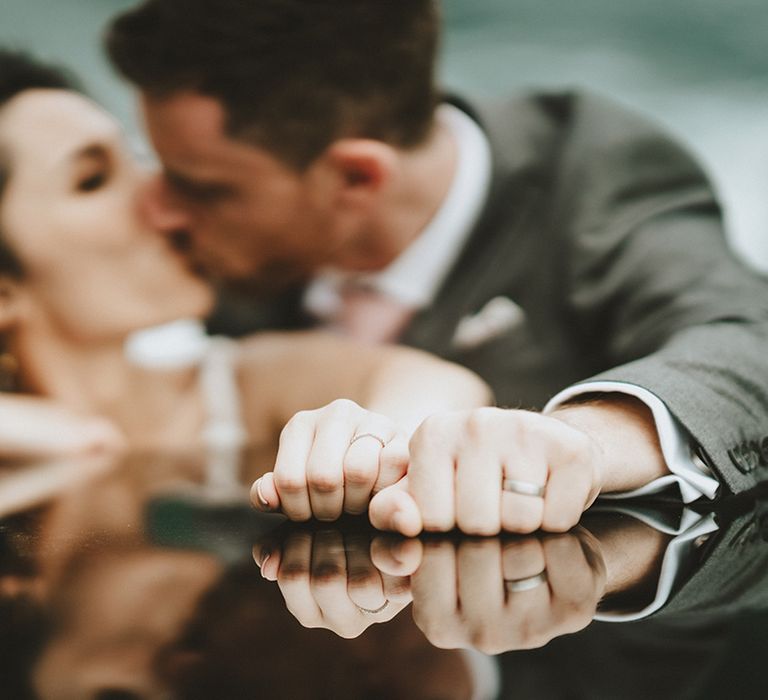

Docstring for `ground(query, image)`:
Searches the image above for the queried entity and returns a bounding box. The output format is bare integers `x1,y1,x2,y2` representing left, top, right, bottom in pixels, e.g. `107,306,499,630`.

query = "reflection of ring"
350,433,387,448
502,478,546,498
504,571,548,593
356,600,390,614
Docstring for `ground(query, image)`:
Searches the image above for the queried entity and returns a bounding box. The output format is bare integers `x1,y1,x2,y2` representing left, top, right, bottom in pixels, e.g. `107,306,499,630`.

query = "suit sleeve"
554,93,768,496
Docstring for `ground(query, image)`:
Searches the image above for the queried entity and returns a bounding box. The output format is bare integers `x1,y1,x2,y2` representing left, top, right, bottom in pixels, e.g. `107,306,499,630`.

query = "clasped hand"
253,403,606,536
254,527,606,652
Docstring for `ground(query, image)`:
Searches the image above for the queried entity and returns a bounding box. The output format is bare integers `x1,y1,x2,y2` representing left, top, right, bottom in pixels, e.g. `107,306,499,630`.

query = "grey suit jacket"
212,91,768,497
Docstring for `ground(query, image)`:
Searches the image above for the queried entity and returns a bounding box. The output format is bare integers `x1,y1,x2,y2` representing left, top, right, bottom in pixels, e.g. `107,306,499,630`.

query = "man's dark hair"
107,0,440,169
0,49,77,278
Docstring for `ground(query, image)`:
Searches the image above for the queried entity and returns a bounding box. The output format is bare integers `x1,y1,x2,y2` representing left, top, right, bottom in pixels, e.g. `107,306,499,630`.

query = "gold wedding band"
356,600,390,615
349,433,387,448
504,571,548,593
502,478,546,498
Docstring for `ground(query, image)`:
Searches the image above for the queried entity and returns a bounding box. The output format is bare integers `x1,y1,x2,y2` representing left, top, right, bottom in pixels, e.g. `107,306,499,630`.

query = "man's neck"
349,115,459,270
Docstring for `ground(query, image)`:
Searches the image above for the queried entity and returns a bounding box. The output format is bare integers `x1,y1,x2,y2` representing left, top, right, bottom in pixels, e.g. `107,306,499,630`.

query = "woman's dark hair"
107,0,440,169
0,49,78,279
0,510,52,700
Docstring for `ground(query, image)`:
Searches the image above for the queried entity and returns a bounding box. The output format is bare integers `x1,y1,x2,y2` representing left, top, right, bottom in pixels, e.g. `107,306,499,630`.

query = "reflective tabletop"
1,449,767,699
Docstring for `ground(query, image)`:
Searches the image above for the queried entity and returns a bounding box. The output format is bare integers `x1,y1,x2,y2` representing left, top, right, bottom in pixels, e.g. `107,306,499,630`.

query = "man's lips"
167,230,210,278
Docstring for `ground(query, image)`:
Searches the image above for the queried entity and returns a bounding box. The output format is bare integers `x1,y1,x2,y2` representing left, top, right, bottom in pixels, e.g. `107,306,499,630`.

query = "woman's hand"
253,528,411,639
251,399,409,521
0,395,126,459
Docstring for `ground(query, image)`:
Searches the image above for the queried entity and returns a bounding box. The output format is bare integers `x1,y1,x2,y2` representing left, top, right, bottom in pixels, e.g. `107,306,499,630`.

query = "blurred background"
1,0,766,270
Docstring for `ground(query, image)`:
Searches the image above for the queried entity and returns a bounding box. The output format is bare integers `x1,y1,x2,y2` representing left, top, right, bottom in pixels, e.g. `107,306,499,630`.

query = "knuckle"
411,617,453,648
503,510,542,534
561,432,591,464
421,516,455,533
384,578,411,599
278,562,310,583
464,407,498,437
343,504,367,516
327,398,359,417
344,461,376,487
459,517,500,537
337,627,364,640
515,619,547,650
311,562,347,585
471,631,502,656
307,472,341,493
414,413,449,438
314,512,342,522
410,415,454,453
273,473,307,495
543,511,579,533
282,410,314,434
346,568,379,589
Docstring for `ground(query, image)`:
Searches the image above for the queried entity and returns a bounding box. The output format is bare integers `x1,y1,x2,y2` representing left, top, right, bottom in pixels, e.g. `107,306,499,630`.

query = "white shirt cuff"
543,381,720,503
592,505,719,622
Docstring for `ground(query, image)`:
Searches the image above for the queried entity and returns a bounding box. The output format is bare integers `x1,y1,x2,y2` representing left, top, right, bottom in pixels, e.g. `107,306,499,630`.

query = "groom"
106,0,768,534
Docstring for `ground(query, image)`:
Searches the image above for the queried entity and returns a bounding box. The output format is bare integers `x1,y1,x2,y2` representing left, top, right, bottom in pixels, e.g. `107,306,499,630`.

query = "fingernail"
252,479,272,510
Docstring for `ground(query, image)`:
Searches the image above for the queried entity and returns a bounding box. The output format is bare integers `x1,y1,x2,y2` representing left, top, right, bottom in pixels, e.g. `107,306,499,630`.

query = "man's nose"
137,173,192,234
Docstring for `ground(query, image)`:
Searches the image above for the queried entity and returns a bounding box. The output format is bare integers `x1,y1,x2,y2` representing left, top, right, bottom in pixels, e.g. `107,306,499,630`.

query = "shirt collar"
304,103,492,318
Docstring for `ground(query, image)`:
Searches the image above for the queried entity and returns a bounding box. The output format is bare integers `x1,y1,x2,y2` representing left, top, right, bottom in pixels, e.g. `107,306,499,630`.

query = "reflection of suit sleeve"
554,93,768,495
660,497,768,616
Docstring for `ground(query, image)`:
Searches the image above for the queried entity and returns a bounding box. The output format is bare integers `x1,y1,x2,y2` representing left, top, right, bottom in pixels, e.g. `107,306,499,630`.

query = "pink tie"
335,283,415,344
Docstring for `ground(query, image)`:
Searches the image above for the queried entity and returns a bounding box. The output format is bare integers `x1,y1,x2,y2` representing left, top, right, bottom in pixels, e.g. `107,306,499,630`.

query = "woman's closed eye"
72,144,112,194
76,169,109,193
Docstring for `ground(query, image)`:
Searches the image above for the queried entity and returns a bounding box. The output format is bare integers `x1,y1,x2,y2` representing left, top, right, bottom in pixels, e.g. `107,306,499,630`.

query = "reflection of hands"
251,400,409,521
376,529,606,653
253,528,412,639
370,408,604,536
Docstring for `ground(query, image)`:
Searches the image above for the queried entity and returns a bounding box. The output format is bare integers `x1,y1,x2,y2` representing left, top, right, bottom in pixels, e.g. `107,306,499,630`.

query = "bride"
0,50,489,520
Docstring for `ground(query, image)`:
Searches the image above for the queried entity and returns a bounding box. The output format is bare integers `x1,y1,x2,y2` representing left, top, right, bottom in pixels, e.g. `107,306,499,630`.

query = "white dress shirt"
304,103,720,503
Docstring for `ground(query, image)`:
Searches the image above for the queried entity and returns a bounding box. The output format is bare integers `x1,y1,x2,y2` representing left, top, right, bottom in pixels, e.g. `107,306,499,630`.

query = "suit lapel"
402,94,559,357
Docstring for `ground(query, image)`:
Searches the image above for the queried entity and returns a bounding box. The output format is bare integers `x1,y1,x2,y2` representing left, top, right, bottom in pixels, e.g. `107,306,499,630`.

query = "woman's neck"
12,327,205,449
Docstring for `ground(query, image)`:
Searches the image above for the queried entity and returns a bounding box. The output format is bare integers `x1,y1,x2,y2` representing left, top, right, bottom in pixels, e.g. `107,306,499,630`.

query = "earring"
0,351,18,392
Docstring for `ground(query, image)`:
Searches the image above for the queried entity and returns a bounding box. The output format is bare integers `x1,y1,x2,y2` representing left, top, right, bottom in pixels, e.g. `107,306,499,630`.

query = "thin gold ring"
356,600,390,614
349,433,387,449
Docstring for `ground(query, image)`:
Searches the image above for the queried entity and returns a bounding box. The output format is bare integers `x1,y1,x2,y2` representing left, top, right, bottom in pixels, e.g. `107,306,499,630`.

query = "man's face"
139,91,349,295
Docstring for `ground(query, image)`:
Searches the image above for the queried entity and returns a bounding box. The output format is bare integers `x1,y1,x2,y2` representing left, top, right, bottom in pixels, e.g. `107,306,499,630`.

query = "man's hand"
370,407,605,536
254,526,605,650
370,398,667,536
372,530,606,653
251,399,409,521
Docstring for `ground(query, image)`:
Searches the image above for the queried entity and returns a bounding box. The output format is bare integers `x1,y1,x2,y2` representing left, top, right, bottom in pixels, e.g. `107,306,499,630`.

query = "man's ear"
0,277,23,331
320,139,397,208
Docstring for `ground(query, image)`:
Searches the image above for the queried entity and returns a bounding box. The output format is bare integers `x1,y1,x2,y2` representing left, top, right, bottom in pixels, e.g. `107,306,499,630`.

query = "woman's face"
0,89,214,342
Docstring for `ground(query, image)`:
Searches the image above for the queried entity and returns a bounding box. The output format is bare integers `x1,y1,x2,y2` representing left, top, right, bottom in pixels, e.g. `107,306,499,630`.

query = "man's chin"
208,262,313,300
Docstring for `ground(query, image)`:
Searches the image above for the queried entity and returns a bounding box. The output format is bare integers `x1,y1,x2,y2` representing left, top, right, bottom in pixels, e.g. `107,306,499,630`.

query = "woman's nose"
137,174,192,234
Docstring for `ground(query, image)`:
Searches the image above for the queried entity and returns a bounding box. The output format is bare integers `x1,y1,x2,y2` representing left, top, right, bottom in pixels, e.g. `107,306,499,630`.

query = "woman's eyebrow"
47,141,108,173
70,143,109,163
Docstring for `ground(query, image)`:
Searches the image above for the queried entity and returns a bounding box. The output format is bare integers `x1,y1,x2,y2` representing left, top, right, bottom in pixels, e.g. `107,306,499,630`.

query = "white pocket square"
451,296,526,351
